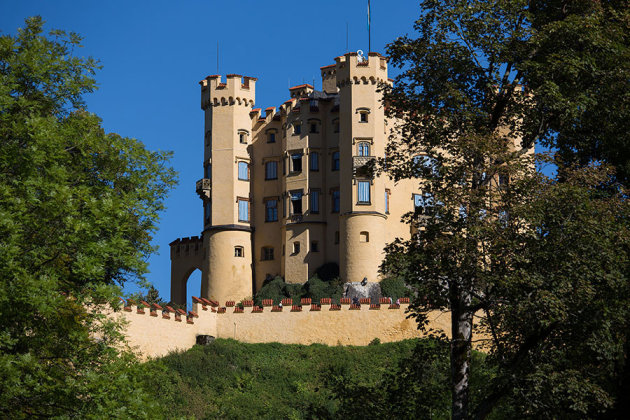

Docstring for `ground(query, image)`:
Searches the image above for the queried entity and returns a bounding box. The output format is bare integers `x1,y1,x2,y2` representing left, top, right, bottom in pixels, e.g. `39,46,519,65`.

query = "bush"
315,262,340,282
379,277,411,300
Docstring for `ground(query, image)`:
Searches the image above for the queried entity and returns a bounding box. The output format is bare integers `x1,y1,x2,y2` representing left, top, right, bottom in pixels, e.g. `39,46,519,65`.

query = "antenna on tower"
367,0,371,53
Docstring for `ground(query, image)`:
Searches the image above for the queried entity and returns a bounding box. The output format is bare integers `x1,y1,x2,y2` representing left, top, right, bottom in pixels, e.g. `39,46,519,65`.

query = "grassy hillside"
144,338,492,419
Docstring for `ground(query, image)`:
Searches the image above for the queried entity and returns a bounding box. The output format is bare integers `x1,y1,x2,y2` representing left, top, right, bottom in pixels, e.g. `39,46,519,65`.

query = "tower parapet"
200,74,257,110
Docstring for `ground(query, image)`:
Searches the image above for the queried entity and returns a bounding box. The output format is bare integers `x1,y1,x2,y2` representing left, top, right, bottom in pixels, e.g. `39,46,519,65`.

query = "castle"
169,52,423,304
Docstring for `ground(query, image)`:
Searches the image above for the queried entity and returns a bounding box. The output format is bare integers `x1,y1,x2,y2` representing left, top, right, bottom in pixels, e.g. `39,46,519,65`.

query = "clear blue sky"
1,0,421,303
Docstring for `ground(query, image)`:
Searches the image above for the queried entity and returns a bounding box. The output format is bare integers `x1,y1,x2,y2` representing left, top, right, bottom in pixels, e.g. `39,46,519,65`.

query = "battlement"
333,52,389,88
109,295,487,359
170,236,203,259
200,74,256,110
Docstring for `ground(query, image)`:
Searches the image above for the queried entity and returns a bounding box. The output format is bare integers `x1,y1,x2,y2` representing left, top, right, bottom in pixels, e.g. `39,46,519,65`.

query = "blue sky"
1,0,421,303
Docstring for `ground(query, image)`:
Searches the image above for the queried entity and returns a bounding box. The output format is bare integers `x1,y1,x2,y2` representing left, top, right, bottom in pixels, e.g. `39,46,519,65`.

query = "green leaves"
0,17,176,418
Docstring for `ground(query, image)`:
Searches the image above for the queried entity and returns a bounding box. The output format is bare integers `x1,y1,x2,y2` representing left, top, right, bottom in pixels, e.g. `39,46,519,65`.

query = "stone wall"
109,297,455,359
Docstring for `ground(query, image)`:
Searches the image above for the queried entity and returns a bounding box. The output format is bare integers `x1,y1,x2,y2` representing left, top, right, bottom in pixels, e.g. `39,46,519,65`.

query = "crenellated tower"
198,74,257,302
336,52,390,283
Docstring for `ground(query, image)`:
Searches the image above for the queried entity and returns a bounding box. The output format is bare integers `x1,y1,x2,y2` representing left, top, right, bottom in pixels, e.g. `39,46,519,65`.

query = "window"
204,201,211,223
292,242,300,255
283,196,287,218
239,132,248,144
358,109,370,123
333,119,340,133
310,152,319,171
385,189,390,214
265,161,278,180
290,190,303,215
234,246,244,257
332,151,340,171
413,192,434,215
358,181,371,203
265,199,278,222
310,190,319,213
204,163,211,179
238,198,249,222
268,132,276,143
310,122,318,133
261,247,274,261
334,231,340,244
294,123,301,135
360,231,369,242
332,190,340,212
291,153,302,172
311,241,319,252
358,142,370,157
238,161,249,181
413,155,438,178
205,130,211,146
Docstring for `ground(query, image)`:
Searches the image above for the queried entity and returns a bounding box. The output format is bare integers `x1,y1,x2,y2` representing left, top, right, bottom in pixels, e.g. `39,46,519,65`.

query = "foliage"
0,17,176,418
147,338,486,419
382,1,630,418
378,276,411,301
253,268,344,306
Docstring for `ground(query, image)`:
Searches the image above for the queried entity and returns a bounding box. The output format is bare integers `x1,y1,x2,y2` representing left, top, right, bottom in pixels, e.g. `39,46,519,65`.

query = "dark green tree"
382,1,630,418
0,17,176,418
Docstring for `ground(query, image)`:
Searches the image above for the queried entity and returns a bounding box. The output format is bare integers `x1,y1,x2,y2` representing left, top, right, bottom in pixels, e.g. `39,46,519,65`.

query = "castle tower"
198,74,257,302
336,52,390,283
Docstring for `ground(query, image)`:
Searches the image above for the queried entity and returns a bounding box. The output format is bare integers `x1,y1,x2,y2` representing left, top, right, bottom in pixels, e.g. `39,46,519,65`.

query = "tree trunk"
451,302,473,420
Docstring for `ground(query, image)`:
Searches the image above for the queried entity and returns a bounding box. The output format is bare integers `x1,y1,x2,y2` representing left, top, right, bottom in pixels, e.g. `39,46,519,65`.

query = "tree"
0,17,176,418
381,1,630,418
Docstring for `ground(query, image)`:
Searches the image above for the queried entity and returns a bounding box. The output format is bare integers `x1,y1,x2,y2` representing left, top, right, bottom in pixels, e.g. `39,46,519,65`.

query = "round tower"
336,52,390,283
198,74,257,302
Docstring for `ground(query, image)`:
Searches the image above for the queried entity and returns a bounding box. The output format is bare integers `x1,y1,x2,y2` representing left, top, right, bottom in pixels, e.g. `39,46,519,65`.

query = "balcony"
352,156,375,176
290,214,303,223
196,178,211,199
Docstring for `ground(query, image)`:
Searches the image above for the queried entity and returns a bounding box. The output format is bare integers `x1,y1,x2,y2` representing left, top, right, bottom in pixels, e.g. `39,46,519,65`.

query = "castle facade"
170,52,421,304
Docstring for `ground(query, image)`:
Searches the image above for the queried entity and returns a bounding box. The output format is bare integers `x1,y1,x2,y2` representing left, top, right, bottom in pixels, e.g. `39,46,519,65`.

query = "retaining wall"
109,297,453,359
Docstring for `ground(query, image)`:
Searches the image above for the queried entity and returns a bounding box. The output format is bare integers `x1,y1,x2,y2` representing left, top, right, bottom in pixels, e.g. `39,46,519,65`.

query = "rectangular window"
204,201,211,222
332,151,340,171
265,199,278,222
291,153,302,172
310,190,319,213
310,152,319,171
204,163,211,179
385,189,390,214
358,142,370,156
261,247,274,261
268,132,276,143
238,199,249,222
358,181,370,203
311,241,319,252
333,119,339,133
265,161,278,180
294,124,301,135
239,132,247,144
238,161,249,181
360,112,368,122
310,123,318,133
234,246,244,257
292,242,300,255
332,190,340,213
334,231,339,244
290,190,303,215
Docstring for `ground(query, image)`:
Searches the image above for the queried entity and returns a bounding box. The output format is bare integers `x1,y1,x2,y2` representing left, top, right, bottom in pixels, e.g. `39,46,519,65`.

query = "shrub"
379,276,411,300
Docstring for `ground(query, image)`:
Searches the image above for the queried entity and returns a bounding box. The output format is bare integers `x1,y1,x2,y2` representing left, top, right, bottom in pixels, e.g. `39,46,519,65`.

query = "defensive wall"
109,296,457,359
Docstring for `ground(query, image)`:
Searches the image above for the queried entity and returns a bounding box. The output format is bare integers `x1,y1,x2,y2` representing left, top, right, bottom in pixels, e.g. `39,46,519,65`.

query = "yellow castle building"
170,52,423,304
